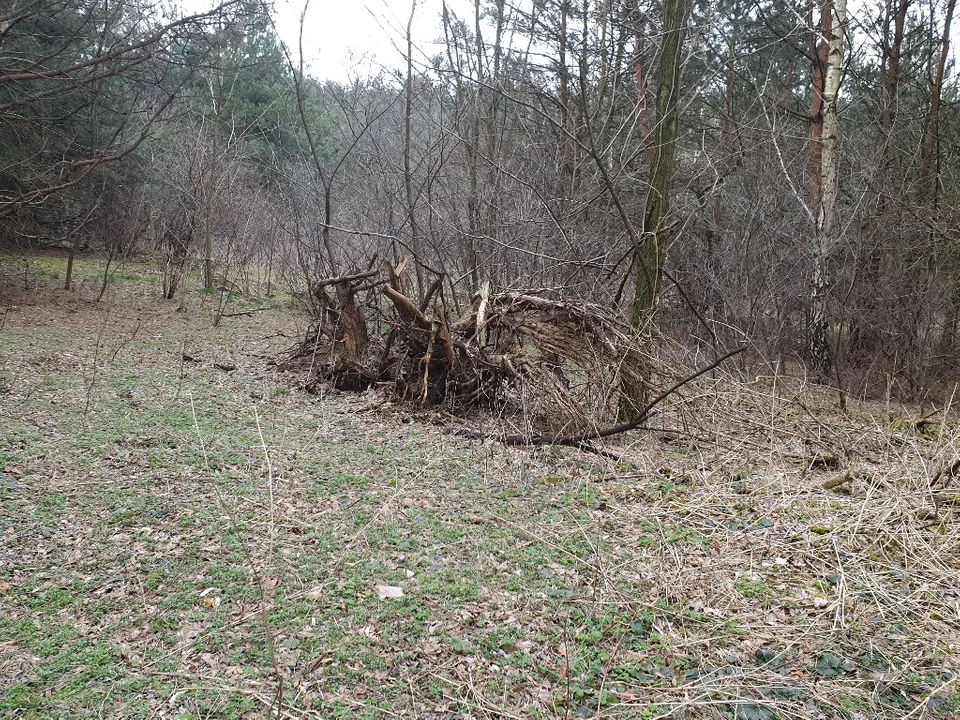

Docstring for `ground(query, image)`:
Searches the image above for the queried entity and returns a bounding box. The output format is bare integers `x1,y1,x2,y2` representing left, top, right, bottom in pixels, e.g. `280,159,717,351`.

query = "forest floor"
1,253,959,720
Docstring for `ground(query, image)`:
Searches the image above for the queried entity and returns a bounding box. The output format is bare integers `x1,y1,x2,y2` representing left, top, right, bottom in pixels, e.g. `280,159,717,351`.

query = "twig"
175,338,187,401
109,317,142,363
82,310,111,427
219,306,273,319
187,396,284,712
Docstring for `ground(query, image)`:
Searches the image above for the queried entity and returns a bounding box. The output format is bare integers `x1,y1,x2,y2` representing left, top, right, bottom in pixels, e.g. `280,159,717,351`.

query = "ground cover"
1,254,958,719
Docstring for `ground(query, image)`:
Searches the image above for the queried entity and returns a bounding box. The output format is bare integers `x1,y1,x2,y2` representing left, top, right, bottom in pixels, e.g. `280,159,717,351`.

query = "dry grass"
0,254,957,719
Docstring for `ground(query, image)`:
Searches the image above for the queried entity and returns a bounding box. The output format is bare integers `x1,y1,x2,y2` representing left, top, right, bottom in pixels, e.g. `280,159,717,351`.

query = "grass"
1,255,959,718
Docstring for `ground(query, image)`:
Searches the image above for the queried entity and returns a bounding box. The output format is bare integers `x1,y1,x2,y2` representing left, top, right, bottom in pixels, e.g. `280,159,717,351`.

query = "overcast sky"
181,0,453,81
189,1,960,84
270,0,450,81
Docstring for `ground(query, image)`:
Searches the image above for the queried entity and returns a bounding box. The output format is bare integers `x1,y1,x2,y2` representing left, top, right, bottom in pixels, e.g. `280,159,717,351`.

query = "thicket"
2,0,958,402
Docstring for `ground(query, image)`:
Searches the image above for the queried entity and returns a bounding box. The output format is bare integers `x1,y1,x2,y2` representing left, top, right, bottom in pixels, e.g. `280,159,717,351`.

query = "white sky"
188,1,960,85
270,0,452,81
182,0,455,81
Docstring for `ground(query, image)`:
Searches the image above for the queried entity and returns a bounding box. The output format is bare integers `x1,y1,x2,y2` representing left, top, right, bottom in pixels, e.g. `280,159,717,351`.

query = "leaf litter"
0,266,958,718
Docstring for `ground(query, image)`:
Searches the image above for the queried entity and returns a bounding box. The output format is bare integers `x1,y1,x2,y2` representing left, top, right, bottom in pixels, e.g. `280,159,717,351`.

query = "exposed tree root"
283,260,744,442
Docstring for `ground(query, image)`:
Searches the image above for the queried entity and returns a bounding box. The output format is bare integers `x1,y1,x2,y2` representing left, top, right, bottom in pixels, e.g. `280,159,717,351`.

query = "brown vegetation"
285,261,656,437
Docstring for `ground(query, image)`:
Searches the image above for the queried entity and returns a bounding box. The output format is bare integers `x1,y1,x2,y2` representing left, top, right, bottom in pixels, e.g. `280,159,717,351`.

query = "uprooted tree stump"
298,267,382,392
284,260,656,436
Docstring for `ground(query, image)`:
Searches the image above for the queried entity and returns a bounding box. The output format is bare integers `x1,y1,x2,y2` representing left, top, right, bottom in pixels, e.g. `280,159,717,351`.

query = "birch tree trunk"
810,0,846,376
807,0,829,212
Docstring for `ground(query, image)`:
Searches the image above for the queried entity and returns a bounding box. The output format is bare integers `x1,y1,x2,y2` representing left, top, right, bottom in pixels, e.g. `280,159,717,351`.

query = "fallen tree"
284,260,739,441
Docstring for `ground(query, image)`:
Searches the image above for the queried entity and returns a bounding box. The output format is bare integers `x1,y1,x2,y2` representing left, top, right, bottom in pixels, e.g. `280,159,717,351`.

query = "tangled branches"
286,261,659,436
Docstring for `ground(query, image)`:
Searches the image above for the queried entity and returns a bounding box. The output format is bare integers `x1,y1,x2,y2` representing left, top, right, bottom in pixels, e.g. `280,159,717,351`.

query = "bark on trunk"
919,0,956,203
404,1,423,296
850,0,910,360
810,0,846,376
630,0,690,327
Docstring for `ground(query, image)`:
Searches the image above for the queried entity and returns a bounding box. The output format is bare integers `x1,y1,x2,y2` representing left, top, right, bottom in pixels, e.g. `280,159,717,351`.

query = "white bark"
819,0,845,237
811,0,847,375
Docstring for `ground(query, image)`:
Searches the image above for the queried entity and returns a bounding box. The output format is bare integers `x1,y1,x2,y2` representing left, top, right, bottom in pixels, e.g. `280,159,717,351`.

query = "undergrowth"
0,258,958,719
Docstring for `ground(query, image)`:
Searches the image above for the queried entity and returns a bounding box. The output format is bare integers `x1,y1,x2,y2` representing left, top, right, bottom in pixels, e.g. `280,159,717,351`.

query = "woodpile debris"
284,260,653,435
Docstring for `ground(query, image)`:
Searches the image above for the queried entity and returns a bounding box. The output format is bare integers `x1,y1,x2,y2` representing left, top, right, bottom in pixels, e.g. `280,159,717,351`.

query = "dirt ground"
1,255,959,719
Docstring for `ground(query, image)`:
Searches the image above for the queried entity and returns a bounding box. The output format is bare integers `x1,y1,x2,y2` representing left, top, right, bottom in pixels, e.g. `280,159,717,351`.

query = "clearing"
1,254,958,719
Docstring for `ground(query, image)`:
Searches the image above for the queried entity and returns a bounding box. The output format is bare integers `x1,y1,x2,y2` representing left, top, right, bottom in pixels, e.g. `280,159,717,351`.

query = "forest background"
2,0,960,398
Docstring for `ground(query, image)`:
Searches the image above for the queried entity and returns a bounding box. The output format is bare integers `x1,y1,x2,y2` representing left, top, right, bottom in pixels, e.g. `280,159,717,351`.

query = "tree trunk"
924,0,959,354
850,0,910,360
810,0,846,376
879,0,910,140
919,0,956,203
404,0,424,296
630,0,654,165
706,39,736,323
807,0,829,211
65,236,79,291
630,0,690,327
203,37,225,292
558,0,574,190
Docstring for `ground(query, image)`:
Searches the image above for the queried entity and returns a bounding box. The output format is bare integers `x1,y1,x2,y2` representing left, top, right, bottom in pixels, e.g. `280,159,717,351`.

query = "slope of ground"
1,254,958,719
